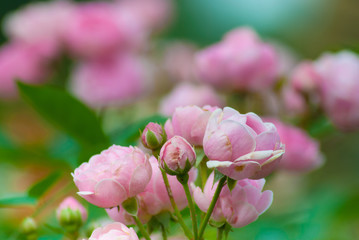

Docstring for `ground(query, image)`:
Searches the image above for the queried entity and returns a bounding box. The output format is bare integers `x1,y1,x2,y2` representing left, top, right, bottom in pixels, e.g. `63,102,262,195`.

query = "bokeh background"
0,0,358,239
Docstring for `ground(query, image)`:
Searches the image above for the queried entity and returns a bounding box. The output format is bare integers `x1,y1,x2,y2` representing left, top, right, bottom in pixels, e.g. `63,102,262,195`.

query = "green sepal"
122,197,138,216
146,130,161,149
209,219,226,228
213,169,226,186
227,177,237,192
195,147,206,167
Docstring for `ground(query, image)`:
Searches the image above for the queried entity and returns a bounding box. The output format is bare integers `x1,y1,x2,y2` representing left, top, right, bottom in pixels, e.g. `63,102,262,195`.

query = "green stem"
160,169,193,239
179,175,198,240
132,216,151,240
217,227,224,240
160,224,168,240
198,177,226,240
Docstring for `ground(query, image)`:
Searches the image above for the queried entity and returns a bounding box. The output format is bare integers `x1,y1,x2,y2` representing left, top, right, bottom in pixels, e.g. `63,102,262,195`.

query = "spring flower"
106,156,197,224
160,136,196,175
204,107,284,180
57,196,87,224
193,172,273,228
159,83,223,116
141,122,166,150
164,105,218,146
72,145,152,208
71,54,147,108
196,27,279,91
89,222,138,240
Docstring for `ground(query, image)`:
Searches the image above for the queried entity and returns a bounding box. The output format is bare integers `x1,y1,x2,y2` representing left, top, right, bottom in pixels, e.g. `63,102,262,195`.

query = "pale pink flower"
282,86,306,115
0,42,48,99
73,145,152,208
196,27,279,91
71,54,146,108
107,156,197,224
89,222,138,240
290,62,319,92
313,51,359,130
160,136,196,174
204,107,285,180
160,83,223,116
193,172,273,228
56,196,87,222
164,105,218,146
265,119,324,173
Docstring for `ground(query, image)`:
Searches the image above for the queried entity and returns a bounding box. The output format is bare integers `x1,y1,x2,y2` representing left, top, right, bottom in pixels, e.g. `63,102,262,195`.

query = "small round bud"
57,197,87,232
141,122,166,150
20,217,37,239
159,136,196,175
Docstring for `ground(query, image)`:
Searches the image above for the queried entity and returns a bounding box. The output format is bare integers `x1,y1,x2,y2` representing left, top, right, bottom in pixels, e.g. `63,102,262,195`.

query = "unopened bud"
57,197,87,232
20,217,37,239
141,122,166,150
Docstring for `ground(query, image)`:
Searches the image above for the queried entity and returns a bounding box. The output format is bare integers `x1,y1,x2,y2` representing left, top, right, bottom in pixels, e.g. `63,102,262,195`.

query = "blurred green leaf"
17,82,109,147
28,172,61,199
0,195,36,207
111,115,168,146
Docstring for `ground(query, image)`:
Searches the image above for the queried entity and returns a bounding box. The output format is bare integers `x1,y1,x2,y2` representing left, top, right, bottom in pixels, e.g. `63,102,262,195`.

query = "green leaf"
28,172,61,198
0,195,36,207
213,169,225,186
195,147,206,167
111,115,168,146
227,177,237,192
17,82,109,146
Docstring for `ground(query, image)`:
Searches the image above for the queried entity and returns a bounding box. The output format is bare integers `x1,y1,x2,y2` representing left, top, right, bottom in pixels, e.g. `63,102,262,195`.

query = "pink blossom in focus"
266,119,324,172
72,145,152,208
196,28,279,91
106,156,197,224
164,105,218,146
63,2,144,59
56,196,87,222
71,54,146,108
0,42,48,99
193,172,273,228
204,107,285,180
160,83,223,116
313,51,359,130
4,1,74,58
160,136,196,174
89,222,138,240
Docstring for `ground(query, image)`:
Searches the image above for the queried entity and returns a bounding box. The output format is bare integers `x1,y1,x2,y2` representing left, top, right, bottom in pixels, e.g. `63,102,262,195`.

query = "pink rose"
204,107,285,180
107,156,197,224
313,51,359,130
282,86,306,116
160,136,196,175
63,2,144,59
266,119,324,172
290,62,319,92
71,54,146,108
196,27,279,91
164,105,218,146
0,42,48,99
193,172,273,228
89,222,138,240
56,196,87,223
160,83,223,116
73,145,152,208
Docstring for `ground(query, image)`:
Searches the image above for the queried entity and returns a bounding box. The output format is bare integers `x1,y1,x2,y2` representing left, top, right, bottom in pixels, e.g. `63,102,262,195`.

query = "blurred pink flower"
204,107,284,180
160,136,196,174
89,222,138,240
71,54,147,108
73,145,152,208
4,1,73,58
164,105,218,146
107,156,197,224
160,83,223,116
193,172,273,228
0,42,48,99
163,42,198,82
266,119,324,172
56,196,87,222
290,62,319,93
282,86,306,116
313,51,359,130
63,2,144,59
196,27,279,91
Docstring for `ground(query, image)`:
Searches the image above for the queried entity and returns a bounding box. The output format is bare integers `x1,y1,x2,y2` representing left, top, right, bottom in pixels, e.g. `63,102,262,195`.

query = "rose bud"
89,222,138,240
266,119,324,173
193,172,273,228
141,122,166,150
20,217,37,239
159,136,196,175
56,197,87,231
204,107,285,180
164,105,218,146
72,145,152,208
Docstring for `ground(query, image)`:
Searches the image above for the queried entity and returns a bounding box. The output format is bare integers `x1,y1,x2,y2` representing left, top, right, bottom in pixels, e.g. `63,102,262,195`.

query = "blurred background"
0,0,358,239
